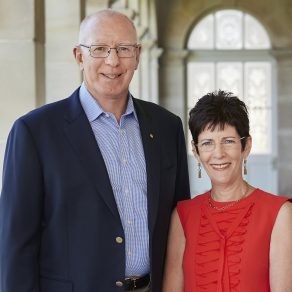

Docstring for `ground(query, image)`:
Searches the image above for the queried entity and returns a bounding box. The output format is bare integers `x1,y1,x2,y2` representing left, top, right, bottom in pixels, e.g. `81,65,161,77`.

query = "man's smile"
102,73,122,79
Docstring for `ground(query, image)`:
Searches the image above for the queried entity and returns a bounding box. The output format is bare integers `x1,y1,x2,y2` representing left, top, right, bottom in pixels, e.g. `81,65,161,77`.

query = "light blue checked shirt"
79,84,149,276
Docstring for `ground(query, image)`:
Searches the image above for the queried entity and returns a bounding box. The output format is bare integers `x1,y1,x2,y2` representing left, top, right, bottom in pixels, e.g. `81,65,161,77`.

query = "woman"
162,90,292,292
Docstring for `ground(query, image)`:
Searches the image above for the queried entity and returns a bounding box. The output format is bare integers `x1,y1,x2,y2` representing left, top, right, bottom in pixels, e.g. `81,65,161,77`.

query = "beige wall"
0,0,41,187
45,0,84,103
0,0,38,138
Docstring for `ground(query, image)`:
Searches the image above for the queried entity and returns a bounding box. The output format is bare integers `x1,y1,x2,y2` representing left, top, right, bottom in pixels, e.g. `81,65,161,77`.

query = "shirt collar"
79,82,138,122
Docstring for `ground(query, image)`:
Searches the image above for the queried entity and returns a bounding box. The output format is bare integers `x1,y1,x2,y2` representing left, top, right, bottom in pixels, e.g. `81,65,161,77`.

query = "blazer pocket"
40,277,73,292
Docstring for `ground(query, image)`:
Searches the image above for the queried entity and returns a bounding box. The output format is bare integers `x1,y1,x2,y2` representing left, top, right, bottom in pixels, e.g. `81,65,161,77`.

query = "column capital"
160,49,190,64
271,49,292,62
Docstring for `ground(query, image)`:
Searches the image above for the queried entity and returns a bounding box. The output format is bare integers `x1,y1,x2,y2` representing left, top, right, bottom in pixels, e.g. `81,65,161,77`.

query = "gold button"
115,281,123,287
116,236,123,243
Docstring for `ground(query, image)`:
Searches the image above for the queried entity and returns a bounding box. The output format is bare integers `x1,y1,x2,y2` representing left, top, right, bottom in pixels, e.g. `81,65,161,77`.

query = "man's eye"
94,46,108,52
119,46,130,52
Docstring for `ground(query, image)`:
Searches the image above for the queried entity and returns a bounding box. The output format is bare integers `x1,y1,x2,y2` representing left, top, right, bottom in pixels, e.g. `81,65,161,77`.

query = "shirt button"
127,220,132,224
116,237,123,244
115,281,123,287
124,188,129,194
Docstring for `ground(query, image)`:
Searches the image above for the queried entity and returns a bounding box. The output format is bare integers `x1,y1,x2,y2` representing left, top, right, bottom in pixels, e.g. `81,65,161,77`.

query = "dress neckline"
206,188,259,211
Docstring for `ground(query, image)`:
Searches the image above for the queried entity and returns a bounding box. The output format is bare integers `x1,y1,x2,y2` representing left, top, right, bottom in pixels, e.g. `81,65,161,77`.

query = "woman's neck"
210,180,253,202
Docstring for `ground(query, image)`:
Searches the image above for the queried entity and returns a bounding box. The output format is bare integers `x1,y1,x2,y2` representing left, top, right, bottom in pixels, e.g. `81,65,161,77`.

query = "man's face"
74,15,141,101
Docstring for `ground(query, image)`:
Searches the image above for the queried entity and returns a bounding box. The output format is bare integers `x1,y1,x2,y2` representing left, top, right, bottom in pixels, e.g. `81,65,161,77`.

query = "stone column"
0,0,44,189
160,49,189,123
150,46,163,103
272,50,292,196
45,0,85,103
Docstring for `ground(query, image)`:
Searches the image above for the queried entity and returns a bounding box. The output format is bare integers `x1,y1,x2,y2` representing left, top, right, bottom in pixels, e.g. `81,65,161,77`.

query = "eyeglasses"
196,137,246,152
78,44,139,58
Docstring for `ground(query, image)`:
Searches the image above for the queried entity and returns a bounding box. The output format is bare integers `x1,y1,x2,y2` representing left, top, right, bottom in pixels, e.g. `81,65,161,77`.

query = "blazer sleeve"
0,118,43,292
174,117,190,203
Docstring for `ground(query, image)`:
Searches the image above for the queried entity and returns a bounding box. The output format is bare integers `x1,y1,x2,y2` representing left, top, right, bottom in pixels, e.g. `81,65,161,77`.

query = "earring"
198,162,202,178
244,159,247,175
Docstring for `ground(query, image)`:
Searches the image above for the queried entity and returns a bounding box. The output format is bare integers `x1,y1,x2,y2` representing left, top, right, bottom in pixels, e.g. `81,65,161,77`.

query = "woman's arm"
162,208,186,292
270,201,292,292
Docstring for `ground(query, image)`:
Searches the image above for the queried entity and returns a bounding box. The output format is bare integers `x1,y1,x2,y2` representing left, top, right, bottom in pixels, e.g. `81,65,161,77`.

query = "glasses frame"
195,136,246,152
78,44,139,58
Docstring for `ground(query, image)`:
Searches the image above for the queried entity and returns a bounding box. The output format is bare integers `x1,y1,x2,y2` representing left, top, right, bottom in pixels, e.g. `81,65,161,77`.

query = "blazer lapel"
63,90,120,220
133,98,161,234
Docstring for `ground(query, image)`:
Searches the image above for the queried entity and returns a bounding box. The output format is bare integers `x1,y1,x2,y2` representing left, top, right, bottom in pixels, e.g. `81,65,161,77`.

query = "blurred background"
0,0,292,197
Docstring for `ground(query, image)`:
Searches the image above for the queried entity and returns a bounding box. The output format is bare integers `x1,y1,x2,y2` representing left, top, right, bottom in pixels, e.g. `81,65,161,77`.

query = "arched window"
187,9,277,195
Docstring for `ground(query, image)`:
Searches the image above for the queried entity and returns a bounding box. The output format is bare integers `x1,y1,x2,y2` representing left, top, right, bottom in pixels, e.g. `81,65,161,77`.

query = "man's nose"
104,48,120,66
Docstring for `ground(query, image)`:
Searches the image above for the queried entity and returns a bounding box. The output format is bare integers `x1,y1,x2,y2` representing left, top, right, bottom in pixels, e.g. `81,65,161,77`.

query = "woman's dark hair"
189,90,250,152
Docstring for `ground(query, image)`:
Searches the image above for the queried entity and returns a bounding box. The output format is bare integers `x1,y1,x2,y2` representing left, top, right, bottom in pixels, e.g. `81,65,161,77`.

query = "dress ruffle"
195,202,254,292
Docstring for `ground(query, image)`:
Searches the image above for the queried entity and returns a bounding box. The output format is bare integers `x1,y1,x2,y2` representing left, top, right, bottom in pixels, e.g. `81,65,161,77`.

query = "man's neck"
94,94,129,124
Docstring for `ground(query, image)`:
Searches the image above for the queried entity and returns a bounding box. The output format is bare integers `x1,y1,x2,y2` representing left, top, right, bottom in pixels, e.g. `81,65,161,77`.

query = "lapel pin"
149,133,154,139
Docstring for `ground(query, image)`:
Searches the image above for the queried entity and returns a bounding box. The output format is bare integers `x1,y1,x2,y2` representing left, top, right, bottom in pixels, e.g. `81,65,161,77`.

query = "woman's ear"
191,140,201,162
243,136,252,160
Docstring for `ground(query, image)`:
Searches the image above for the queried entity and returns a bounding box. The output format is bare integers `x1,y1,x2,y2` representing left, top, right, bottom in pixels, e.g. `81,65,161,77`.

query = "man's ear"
134,44,142,70
73,46,84,71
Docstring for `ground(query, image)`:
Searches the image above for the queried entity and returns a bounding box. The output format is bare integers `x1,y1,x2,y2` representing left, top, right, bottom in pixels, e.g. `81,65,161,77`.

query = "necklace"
208,181,250,211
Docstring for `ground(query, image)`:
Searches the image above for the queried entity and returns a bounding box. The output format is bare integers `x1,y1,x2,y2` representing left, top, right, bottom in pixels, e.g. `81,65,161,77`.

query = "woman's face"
193,124,251,187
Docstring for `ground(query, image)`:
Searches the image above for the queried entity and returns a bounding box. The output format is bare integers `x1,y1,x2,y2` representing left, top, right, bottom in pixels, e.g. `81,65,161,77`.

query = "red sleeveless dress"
177,189,290,292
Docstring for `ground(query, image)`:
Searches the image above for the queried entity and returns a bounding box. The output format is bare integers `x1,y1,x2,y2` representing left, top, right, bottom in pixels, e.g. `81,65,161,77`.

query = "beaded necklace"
208,181,250,211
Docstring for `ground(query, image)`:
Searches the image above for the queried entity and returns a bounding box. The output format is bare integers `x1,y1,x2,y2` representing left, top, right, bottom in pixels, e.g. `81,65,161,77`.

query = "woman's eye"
224,139,236,144
202,141,213,146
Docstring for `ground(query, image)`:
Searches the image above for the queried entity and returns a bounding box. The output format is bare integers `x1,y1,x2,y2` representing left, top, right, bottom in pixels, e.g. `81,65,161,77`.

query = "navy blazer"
0,88,190,292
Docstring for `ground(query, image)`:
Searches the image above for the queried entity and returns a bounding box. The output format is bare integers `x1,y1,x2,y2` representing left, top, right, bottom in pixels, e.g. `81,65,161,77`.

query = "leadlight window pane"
215,10,243,49
188,15,214,49
244,62,271,154
187,62,215,153
244,14,271,49
187,62,215,108
188,9,270,50
187,61,271,155
217,62,243,96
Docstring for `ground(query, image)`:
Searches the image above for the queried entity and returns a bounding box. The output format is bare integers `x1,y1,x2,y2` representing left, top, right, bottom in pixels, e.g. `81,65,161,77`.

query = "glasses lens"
198,137,244,152
90,46,109,58
222,138,237,149
199,141,215,152
89,45,136,58
117,45,135,57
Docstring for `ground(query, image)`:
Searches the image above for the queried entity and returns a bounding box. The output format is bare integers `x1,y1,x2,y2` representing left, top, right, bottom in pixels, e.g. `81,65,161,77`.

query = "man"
0,9,190,292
